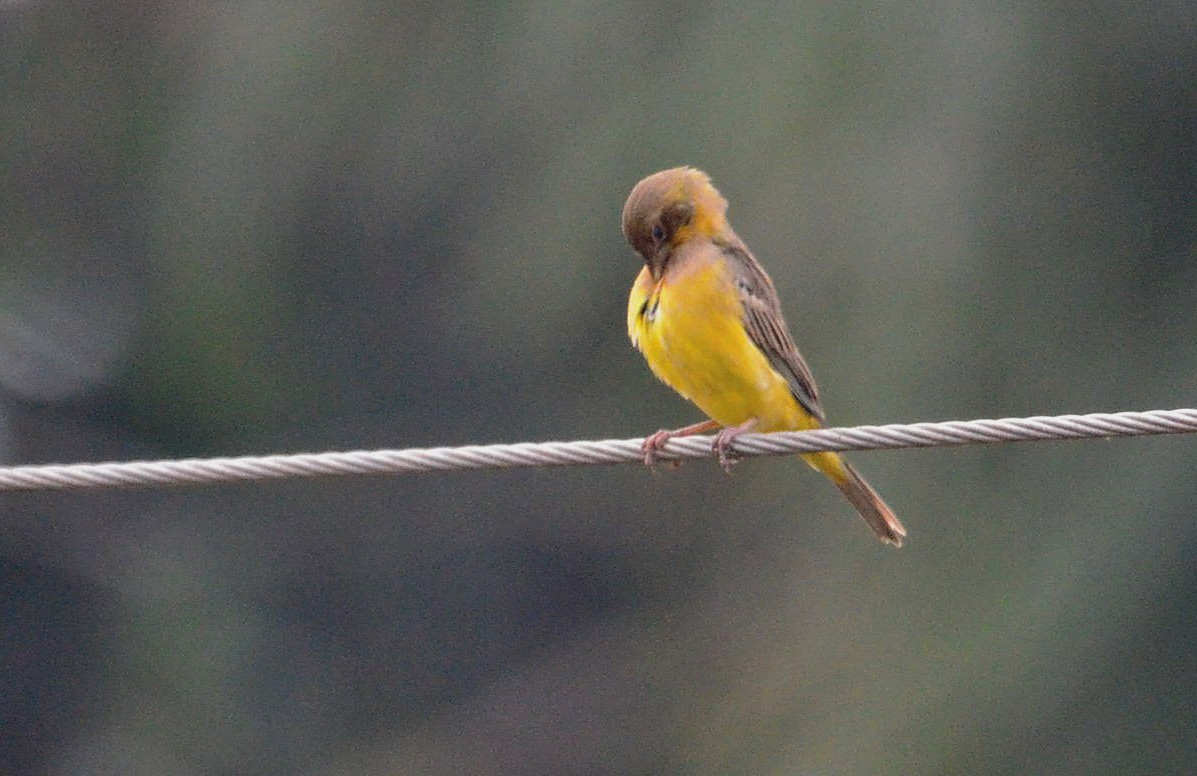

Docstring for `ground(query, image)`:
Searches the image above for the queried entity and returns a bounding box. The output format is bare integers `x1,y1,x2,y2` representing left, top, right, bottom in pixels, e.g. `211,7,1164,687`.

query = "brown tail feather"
835,462,906,547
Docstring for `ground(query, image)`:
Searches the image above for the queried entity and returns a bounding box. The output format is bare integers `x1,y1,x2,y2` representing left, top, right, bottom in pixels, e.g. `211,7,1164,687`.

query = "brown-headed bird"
623,167,906,546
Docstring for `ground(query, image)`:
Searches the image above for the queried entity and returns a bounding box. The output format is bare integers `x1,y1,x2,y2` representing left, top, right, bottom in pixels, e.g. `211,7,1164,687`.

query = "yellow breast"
627,252,812,432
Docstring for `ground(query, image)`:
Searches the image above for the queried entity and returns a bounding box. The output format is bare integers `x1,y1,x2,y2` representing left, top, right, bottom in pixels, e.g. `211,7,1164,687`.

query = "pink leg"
641,419,720,468
713,418,758,473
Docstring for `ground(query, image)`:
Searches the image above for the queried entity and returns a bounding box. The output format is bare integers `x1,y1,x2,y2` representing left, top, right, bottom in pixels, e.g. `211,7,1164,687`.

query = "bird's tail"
805,452,907,547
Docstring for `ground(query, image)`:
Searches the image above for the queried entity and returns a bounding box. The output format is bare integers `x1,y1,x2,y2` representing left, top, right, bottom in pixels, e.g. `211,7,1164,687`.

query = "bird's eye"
651,224,665,242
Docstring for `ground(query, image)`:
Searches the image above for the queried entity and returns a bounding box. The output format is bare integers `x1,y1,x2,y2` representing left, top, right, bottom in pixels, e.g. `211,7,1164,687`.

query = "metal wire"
0,408,1194,493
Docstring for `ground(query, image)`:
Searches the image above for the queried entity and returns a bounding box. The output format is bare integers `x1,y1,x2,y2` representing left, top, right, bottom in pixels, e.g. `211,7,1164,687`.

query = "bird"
622,166,906,547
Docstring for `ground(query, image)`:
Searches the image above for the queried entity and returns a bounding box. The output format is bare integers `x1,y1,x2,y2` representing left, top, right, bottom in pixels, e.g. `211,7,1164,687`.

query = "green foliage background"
3,3,1196,773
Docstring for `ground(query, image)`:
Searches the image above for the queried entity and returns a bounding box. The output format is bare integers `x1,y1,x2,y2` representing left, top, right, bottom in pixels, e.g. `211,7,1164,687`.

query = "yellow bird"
622,167,906,546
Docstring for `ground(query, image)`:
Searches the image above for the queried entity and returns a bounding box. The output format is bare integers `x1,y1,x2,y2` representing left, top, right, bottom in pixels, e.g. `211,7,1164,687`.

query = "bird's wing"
724,243,825,423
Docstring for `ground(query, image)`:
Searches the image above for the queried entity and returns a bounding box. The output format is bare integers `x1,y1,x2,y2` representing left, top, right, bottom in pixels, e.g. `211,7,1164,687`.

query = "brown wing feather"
723,243,825,423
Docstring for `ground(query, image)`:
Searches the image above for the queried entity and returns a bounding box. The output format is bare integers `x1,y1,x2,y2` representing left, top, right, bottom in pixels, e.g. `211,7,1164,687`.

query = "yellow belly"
627,261,817,433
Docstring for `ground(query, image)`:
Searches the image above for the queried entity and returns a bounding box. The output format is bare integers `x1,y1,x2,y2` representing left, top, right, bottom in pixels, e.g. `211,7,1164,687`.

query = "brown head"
621,167,730,279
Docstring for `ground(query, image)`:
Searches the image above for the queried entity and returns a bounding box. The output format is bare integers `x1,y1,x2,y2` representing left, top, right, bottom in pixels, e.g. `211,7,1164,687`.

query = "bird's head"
621,166,729,279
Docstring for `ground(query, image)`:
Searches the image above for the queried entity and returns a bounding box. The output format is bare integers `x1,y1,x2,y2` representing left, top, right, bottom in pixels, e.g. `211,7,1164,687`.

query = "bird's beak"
648,245,670,281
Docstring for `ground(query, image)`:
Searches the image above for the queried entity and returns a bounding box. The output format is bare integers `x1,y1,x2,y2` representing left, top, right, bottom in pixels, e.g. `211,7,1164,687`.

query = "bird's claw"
713,429,742,473
641,429,681,470
713,419,758,473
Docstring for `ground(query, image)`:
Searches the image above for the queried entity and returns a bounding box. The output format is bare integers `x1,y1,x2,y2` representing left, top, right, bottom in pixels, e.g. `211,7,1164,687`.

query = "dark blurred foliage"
3,2,1197,774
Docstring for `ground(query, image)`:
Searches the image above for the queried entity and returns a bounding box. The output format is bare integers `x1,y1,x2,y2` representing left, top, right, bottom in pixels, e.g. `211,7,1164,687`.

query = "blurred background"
3,2,1196,773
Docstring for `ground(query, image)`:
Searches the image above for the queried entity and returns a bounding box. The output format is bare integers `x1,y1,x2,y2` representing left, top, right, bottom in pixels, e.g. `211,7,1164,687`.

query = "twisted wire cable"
0,408,1194,493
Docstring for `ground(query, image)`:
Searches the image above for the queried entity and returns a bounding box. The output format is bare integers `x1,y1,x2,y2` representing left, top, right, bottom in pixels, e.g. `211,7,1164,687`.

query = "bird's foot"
712,418,758,473
641,429,679,469
639,419,720,470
